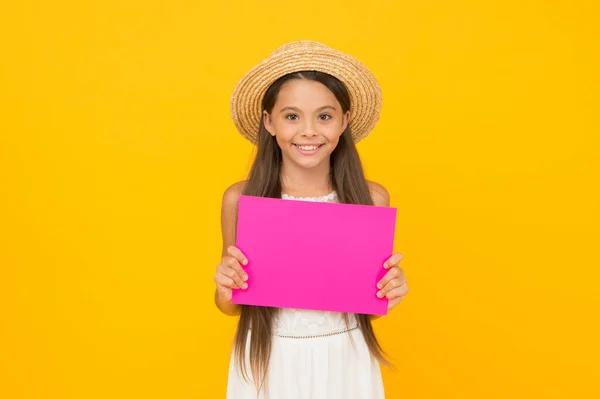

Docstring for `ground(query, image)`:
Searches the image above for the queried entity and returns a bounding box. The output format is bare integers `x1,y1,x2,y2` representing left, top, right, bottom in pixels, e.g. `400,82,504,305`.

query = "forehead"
275,79,339,108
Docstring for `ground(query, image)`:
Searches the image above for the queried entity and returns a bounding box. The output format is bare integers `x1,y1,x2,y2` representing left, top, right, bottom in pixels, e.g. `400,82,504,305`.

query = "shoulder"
367,180,390,207
220,181,247,249
222,180,248,209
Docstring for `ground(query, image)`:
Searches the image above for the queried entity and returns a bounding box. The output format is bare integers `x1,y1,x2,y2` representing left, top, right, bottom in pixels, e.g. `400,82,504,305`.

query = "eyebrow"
279,105,337,113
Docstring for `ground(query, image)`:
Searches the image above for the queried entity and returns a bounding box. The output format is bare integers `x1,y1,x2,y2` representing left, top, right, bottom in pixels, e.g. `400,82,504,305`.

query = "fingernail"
377,283,382,289
243,275,248,281
383,262,389,269
242,283,248,289
376,291,383,298
242,259,248,265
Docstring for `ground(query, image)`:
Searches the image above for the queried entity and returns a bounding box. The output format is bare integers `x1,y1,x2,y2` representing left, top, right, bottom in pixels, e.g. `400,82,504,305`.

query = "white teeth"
297,145,319,151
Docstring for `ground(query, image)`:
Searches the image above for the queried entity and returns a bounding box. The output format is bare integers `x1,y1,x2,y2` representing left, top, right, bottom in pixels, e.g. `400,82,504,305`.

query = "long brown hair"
234,70,390,393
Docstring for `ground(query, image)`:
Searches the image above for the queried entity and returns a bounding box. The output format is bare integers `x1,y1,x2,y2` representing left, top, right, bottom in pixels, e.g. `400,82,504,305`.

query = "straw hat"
230,40,382,145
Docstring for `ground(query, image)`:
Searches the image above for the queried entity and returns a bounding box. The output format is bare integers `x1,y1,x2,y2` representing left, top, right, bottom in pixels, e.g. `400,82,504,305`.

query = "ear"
263,111,276,136
340,110,350,135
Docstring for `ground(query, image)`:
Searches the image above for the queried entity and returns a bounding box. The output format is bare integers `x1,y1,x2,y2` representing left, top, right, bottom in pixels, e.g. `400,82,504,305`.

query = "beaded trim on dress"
281,191,338,202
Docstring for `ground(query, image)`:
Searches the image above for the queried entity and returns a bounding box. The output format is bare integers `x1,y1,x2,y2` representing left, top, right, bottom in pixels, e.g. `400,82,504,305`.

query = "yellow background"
1,1,599,398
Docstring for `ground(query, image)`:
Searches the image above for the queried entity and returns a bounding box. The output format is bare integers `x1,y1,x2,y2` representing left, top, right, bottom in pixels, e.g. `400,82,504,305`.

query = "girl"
214,41,409,398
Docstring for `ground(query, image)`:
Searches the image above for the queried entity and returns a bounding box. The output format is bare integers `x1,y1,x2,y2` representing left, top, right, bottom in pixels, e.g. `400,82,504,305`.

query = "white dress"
226,192,385,399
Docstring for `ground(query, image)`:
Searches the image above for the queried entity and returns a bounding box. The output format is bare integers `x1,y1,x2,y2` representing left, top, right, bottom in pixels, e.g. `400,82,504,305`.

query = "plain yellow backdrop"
1,1,599,398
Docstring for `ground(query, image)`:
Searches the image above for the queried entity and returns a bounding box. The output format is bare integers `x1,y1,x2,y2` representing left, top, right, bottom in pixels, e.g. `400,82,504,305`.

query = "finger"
224,266,248,289
227,246,248,266
376,266,404,290
218,262,247,289
215,273,241,290
377,276,407,298
384,284,408,300
223,257,249,284
383,252,404,269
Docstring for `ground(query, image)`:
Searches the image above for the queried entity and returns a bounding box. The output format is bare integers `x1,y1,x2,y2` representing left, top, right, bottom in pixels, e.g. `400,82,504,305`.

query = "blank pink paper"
231,195,397,315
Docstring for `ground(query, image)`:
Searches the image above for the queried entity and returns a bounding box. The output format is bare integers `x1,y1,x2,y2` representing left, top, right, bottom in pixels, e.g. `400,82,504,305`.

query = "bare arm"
214,182,247,316
367,181,391,321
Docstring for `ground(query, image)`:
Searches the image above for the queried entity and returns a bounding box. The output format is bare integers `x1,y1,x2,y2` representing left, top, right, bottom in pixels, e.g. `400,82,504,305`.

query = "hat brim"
230,41,382,145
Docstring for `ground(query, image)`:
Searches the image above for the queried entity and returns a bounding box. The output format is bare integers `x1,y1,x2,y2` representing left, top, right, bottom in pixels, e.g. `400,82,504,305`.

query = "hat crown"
270,40,330,56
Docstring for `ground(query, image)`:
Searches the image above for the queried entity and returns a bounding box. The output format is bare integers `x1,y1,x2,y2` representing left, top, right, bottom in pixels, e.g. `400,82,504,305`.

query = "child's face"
263,79,350,170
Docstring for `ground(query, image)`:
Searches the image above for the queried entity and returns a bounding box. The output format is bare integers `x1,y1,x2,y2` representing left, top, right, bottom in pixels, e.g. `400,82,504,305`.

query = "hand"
376,253,408,310
214,246,249,301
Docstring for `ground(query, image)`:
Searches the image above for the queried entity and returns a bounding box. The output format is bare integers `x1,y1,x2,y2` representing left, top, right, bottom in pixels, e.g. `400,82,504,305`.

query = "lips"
293,143,324,155
295,144,322,151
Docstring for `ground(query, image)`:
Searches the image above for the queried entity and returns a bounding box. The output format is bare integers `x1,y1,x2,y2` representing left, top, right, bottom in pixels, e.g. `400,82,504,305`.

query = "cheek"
271,121,295,139
277,131,296,144
273,128,295,148
324,126,343,143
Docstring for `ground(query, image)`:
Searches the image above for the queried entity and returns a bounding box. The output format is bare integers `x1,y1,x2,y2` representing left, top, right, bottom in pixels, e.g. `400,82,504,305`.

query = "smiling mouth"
293,144,325,151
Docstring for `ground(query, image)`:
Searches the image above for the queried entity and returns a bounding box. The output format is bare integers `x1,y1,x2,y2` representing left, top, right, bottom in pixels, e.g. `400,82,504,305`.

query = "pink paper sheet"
231,195,397,315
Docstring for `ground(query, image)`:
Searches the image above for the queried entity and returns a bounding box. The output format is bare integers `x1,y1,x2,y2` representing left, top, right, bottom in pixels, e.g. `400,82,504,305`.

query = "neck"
280,158,333,197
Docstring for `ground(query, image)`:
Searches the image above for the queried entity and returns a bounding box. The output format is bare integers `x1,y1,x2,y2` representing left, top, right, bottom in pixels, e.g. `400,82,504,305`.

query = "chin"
296,157,329,169
282,153,324,169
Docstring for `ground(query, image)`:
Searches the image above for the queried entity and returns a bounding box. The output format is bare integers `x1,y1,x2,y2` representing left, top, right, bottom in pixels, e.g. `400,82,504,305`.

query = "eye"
319,114,332,120
285,114,299,120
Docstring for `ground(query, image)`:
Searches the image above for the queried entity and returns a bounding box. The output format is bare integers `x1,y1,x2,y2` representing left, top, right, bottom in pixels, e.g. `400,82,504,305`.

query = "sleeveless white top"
274,191,359,337
226,191,385,399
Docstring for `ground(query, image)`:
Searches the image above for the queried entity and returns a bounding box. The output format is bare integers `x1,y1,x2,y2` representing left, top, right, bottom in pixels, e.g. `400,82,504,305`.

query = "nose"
301,119,318,138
